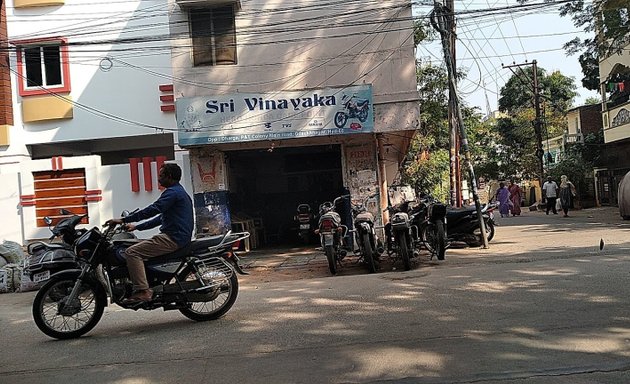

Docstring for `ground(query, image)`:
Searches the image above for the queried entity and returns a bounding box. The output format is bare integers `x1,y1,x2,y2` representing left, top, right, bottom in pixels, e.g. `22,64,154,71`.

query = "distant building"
598,32,630,206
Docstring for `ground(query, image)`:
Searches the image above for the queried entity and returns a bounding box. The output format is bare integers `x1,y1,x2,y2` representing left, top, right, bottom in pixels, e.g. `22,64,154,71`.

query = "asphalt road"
1,207,629,383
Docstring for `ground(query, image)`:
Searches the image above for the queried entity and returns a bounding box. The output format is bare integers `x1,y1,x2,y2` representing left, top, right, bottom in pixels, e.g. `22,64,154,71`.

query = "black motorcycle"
444,202,497,247
416,198,447,260
294,203,314,244
351,195,382,273
316,198,348,275
334,93,370,129
24,209,89,285
31,221,249,339
385,202,415,270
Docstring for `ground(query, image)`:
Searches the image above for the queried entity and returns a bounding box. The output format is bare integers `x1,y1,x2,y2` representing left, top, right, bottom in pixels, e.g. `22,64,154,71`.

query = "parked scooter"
31,218,249,339
333,93,370,129
316,197,348,275
444,202,497,247
294,203,314,244
351,194,383,273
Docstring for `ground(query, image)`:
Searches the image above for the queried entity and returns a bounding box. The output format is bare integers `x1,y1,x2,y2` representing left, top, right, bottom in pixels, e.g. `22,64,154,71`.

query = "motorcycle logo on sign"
334,93,371,129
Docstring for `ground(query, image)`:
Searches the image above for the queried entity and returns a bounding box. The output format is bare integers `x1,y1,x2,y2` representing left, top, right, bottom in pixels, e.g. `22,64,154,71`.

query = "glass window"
190,6,237,66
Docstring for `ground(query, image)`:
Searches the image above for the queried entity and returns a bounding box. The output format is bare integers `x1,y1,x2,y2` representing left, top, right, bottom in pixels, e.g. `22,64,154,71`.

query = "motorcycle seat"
446,206,477,220
354,212,374,223
143,234,228,264
356,99,369,107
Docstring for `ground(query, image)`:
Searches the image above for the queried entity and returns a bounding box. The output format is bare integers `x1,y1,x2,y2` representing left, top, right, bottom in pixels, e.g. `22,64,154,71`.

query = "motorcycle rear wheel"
396,232,411,271
32,276,105,339
361,233,377,273
324,245,337,275
179,265,239,321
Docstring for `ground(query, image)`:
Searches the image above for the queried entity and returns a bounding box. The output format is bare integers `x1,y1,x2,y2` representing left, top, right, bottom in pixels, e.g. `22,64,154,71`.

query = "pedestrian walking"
496,182,510,218
508,180,522,216
542,176,558,215
559,175,577,217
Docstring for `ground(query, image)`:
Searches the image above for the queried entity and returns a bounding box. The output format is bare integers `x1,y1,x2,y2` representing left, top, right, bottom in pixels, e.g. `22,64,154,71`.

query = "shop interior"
226,144,344,248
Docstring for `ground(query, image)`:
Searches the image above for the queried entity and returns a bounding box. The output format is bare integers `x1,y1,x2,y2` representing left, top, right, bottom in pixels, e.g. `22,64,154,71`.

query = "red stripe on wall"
159,84,173,92
85,189,102,195
142,157,153,192
160,104,175,112
129,158,140,192
85,196,102,202
160,94,174,102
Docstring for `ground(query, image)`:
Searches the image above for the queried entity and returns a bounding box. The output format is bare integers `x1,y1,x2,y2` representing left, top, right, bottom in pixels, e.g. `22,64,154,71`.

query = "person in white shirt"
542,176,559,215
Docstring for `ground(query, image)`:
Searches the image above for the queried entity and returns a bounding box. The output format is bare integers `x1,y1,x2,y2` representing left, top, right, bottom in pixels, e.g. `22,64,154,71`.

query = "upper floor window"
190,6,237,66
14,38,71,97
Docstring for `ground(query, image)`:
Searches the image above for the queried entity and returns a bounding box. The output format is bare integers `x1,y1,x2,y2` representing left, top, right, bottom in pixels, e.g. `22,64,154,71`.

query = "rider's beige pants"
125,233,179,291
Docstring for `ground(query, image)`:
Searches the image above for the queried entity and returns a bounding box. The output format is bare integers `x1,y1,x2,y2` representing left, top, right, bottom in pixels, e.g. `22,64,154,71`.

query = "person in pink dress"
508,180,522,216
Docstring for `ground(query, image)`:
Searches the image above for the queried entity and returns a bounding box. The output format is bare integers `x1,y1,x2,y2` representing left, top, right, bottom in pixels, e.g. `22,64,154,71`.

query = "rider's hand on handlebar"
124,223,136,232
104,218,123,227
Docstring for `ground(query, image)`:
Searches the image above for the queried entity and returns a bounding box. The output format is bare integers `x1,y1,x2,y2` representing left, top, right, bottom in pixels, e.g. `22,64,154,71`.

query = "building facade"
168,0,419,245
598,33,630,206
0,0,190,244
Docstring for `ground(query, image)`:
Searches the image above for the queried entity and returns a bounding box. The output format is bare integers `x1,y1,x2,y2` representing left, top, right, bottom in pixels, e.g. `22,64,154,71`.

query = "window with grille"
190,6,237,66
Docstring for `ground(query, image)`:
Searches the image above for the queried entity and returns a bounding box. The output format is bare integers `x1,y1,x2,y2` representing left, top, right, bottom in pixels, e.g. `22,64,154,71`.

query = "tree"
496,68,578,179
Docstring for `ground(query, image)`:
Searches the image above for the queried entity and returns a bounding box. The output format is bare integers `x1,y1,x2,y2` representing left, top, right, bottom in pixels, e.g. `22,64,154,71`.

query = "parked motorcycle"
31,220,249,339
316,197,348,275
415,197,447,260
351,194,382,273
334,93,370,129
444,202,497,247
24,209,89,285
294,203,314,244
385,202,415,270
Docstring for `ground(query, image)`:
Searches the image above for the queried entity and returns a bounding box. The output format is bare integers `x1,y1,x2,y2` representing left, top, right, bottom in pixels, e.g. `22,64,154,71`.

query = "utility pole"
431,3,488,248
445,0,461,207
502,60,545,191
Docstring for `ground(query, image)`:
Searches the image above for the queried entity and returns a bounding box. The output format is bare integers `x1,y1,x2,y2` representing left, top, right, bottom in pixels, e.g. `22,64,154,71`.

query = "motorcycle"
350,194,383,273
316,197,348,275
31,220,249,339
24,209,89,285
415,197,447,260
444,202,497,247
294,203,314,244
385,201,415,270
334,93,370,129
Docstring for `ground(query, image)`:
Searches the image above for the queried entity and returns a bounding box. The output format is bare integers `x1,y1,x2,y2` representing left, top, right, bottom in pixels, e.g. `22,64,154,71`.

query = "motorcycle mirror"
43,216,53,225
121,210,130,217
60,208,72,215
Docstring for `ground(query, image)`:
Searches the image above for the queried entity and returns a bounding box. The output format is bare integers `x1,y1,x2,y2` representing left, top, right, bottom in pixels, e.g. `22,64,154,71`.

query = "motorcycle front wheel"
32,276,105,339
396,232,411,271
324,245,337,275
334,112,347,128
361,232,378,273
179,264,239,321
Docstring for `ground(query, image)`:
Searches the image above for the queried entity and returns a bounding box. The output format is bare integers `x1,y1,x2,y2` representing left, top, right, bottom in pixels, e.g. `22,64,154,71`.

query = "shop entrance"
227,145,344,247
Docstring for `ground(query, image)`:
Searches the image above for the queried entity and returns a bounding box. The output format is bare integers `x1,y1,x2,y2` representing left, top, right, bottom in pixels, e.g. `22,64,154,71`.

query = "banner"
176,84,373,146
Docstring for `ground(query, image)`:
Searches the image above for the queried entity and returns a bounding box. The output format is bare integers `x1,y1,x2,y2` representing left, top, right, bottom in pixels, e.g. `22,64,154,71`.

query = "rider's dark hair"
161,163,182,182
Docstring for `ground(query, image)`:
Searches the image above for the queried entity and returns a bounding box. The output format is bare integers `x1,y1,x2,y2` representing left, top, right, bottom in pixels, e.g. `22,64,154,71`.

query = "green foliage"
584,96,602,105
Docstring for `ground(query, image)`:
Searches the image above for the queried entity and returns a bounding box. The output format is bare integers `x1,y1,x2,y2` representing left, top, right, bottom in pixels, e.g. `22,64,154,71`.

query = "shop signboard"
176,84,373,146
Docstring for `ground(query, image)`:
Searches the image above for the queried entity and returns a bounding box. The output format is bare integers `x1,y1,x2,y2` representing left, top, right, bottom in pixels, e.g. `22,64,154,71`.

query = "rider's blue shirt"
123,183,193,247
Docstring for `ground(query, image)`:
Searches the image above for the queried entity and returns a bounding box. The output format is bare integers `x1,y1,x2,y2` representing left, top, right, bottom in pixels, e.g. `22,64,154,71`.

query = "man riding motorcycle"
106,163,193,304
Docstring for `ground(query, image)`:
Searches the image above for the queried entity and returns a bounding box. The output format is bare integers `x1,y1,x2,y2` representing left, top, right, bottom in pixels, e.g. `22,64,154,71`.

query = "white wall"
0,172,24,243
5,0,175,154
